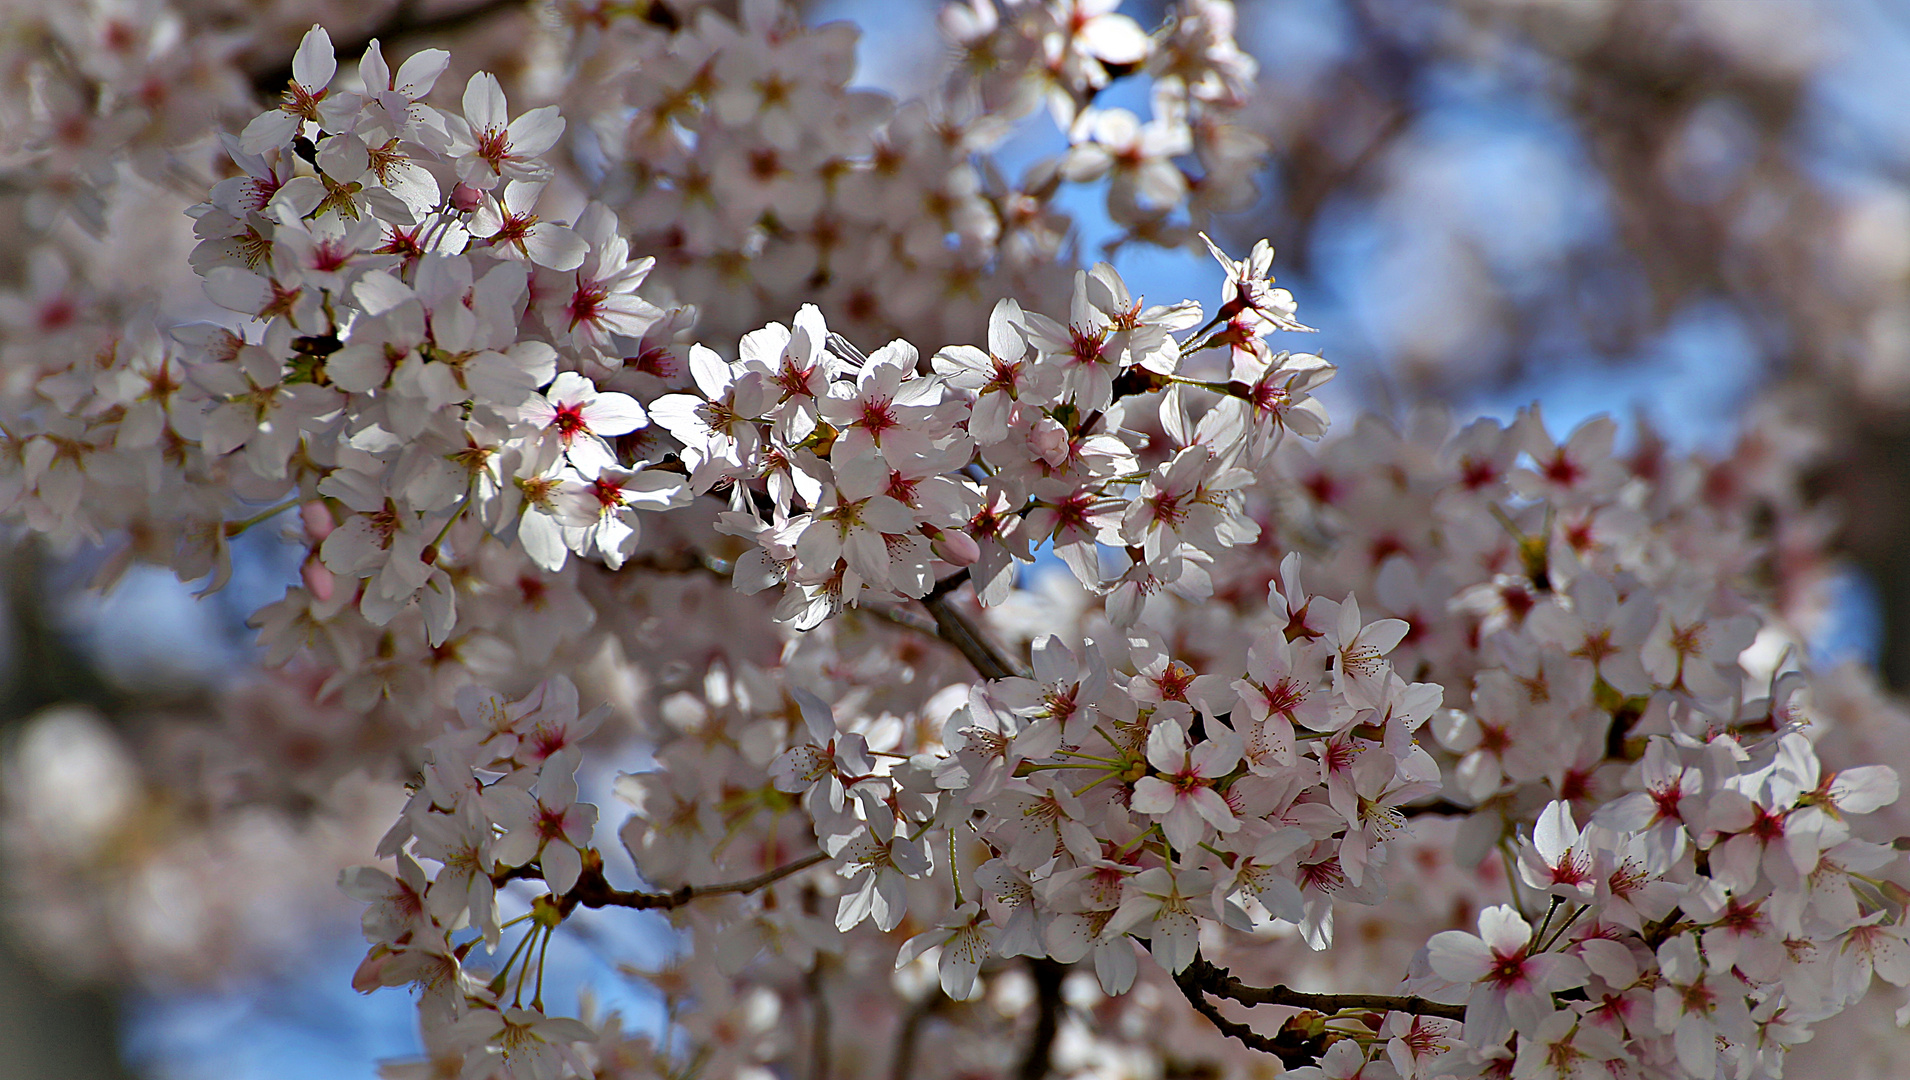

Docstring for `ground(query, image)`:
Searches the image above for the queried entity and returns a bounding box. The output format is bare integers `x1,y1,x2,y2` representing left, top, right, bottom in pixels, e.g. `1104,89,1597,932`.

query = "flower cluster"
346,677,608,1076
559,0,1267,349
1,4,1907,1080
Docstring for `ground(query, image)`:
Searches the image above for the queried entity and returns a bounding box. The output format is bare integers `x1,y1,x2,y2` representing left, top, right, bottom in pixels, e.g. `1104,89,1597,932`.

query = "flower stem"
222,496,302,538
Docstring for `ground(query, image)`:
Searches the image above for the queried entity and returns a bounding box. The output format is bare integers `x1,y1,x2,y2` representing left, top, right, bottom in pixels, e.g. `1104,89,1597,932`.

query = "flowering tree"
4,1,1910,1078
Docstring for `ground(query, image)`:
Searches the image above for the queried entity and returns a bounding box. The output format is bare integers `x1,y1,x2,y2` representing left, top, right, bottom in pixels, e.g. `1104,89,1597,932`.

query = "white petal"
292,25,335,91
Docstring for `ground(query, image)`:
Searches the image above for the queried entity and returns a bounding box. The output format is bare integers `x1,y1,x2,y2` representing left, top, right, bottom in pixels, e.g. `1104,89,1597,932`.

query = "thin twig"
924,567,971,602
622,548,733,580
1174,953,1461,1069
538,850,828,915
1399,797,1473,818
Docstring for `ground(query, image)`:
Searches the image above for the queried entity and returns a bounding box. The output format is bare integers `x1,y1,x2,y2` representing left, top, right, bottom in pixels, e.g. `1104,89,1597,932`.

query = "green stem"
1016,761,1099,773
1499,839,1532,921
1541,904,1587,952
1486,502,1527,544
948,830,964,907
1534,896,1562,946
512,924,545,1007
531,919,553,1012
223,496,303,538
428,483,475,551
1055,749,1125,765
1169,376,1234,394
492,924,535,999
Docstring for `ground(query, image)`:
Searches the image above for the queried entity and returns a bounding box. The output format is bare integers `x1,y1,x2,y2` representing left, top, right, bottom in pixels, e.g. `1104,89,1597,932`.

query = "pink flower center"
476,127,512,173
553,403,588,439
590,476,626,509
1485,947,1532,989
567,281,610,330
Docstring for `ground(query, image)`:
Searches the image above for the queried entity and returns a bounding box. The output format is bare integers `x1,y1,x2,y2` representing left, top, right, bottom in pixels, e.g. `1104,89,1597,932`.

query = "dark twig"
1172,965,1295,1062
1182,956,1465,1022
1172,954,1466,1068
919,572,1026,681
860,604,941,638
1399,797,1474,819
923,567,971,602
528,850,827,915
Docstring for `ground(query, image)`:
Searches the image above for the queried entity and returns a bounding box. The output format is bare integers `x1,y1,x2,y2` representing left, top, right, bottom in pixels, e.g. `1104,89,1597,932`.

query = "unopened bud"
300,500,335,543
1028,415,1069,467
301,555,334,602
450,182,484,213
932,529,980,567
351,946,394,993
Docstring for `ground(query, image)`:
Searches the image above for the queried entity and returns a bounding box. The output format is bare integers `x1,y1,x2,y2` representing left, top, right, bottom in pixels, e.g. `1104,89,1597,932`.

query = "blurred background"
4,0,1910,1076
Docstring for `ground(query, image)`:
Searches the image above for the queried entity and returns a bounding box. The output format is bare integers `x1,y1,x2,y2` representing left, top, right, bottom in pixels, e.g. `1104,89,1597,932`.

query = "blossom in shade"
1427,904,1588,1047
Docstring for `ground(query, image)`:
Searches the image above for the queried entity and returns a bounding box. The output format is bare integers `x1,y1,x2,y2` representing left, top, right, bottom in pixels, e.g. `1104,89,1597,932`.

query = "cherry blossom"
4,8,1908,1080
447,73,566,189
1428,904,1589,1047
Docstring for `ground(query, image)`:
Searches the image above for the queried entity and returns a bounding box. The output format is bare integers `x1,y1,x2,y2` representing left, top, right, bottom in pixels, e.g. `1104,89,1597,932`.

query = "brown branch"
531,850,828,915
621,547,733,579
1399,797,1474,819
1172,964,1300,1064
1182,956,1465,1022
924,566,970,602
920,572,1027,681
859,603,941,638
1171,953,1468,1069
1641,907,1688,949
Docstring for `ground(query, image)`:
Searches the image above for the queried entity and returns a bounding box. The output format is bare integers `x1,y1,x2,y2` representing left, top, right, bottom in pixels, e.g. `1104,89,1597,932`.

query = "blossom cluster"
0,3,1907,1080
560,0,1268,349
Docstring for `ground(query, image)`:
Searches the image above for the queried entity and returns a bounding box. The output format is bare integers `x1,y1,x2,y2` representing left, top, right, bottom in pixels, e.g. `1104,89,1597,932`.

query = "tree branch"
1182,955,1465,1021
1171,964,1303,1064
536,850,828,915
1399,797,1474,819
919,572,1027,681
1172,954,1465,1068
858,603,941,638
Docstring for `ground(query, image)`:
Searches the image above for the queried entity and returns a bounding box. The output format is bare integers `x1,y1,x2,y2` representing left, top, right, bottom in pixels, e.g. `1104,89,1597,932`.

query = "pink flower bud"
1029,415,1070,467
300,500,335,543
451,182,484,213
302,554,334,602
351,947,396,993
933,529,981,567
